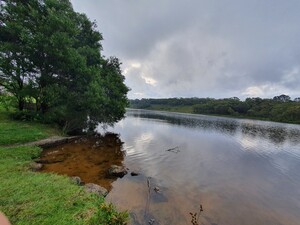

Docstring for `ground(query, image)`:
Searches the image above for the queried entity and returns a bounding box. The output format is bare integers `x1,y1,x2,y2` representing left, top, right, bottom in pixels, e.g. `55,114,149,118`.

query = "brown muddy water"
40,109,300,225
40,133,125,191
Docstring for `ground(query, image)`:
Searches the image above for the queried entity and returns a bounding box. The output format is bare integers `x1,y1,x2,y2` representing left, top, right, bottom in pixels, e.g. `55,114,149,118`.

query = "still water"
43,109,300,225
105,109,300,225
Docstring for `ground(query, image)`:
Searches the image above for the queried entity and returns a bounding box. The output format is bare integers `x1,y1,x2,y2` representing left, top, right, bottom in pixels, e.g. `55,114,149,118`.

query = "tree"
0,0,129,133
294,97,300,102
0,0,35,110
82,57,129,131
273,94,291,102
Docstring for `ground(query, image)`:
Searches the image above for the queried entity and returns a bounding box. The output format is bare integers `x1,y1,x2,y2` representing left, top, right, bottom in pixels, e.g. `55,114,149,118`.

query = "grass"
0,106,128,225
0,146,127,225
0,108,61,146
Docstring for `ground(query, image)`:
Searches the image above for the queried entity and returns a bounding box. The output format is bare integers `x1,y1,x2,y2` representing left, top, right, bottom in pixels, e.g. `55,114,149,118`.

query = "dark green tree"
0,0,129,133
294,97,300,102
0,0,35,110
273,94,291,102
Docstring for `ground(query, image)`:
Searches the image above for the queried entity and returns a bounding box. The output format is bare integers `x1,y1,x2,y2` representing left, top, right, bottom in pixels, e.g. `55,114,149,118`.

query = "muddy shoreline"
35,134,128,191
27,136,81,148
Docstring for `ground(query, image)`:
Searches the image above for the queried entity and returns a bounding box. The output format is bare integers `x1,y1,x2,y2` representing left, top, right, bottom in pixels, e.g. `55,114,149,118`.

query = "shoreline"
3,136,81,148
128,107,300,126
0,108,128,224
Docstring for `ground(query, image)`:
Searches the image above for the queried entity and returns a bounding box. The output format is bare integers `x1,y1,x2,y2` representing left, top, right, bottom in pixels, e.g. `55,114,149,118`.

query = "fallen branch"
166,146,180,153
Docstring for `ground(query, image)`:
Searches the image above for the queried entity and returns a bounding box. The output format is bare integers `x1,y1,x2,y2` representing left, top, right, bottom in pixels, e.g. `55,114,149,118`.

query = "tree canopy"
130,95,300,124
0,0,129,133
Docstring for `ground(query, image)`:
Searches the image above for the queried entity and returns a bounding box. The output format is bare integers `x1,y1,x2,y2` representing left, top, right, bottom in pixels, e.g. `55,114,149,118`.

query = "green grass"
0,108,61,146
0,146,127,225
0,106,128,225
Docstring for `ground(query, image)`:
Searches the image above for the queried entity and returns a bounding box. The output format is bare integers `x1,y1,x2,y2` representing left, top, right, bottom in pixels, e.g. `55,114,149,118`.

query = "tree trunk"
41,101,48,114
18,98,24,111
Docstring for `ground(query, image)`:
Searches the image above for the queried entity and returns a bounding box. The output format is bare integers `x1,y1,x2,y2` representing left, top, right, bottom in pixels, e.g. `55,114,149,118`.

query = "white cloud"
132,92,145,97
242,86,265,97
242,83,292,99
141,75,157,86
71,0,300,99
131,63,141,69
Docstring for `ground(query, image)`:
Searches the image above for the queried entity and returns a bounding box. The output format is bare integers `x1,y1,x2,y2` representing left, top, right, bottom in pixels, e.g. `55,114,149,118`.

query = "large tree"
0,0,129,133
0,0,35,110
273,94,291,102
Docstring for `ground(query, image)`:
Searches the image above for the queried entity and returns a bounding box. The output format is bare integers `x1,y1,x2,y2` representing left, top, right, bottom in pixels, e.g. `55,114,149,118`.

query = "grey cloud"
71,0,300,99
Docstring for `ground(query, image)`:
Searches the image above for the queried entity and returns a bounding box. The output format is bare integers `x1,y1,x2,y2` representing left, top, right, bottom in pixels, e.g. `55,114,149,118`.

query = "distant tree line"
0,0,129,133
130,94,300,124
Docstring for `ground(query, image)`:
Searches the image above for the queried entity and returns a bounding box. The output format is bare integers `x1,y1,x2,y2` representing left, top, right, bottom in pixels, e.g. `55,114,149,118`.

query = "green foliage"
130,96,300,124
0,0,128,134
10,110,41,121
0,95,17,110
273,94,291,102
90,203,128,225
0,109,60,145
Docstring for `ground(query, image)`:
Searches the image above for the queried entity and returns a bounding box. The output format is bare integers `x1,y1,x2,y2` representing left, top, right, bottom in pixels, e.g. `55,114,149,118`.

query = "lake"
42,109,300,225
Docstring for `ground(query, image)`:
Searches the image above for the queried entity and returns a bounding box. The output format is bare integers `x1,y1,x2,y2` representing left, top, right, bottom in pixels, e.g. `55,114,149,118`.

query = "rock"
84,183,108,197
154,187,160,193
34,159,64,164
148,219,155,225
130,171,139,176
29,162,43,171
108,165,127,178
70,176,82,185
34,159,45,163
32,136,81,148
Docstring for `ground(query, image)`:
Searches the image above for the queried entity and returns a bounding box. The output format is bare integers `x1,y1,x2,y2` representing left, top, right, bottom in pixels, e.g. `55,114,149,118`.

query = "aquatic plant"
97,203,129,225
189,204,204,225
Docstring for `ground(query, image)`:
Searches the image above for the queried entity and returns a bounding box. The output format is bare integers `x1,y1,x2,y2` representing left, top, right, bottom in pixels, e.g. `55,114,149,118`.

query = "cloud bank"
71,0,300,99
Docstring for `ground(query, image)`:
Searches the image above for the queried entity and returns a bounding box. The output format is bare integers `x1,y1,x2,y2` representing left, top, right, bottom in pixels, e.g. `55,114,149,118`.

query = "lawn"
0,107,61,146
0,107,127,225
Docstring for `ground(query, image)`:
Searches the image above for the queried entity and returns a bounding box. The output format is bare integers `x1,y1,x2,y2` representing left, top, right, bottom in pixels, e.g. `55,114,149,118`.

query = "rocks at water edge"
107,165,128,178
154,187,160,193
130,171,139,176
34,158,65,164
70,176,84,185
84,183,108,197
29,162,43,171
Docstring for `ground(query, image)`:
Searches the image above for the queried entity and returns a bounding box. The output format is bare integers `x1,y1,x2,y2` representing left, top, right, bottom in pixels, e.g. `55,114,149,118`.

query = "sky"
71,0,300,100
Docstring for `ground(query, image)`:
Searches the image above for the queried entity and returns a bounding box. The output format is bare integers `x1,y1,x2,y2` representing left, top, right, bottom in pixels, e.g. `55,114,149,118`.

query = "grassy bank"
0,108,61,146
0,107,127,225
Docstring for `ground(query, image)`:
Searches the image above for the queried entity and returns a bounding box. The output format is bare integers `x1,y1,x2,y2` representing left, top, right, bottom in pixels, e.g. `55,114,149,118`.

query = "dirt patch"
38,133,126,191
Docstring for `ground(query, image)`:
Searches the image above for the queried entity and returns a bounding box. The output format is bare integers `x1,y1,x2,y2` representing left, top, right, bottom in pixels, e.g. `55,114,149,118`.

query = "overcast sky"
71,0,300,100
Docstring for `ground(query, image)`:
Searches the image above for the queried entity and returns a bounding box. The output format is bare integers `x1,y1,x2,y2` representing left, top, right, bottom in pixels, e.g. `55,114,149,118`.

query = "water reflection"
104,109,300,225
128,109,300,146
40,133,125,190
39,109,300,225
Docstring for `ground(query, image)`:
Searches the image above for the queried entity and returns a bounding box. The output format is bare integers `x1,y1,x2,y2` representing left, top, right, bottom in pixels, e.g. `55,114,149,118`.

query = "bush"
11,111,42,121
0,95,17,110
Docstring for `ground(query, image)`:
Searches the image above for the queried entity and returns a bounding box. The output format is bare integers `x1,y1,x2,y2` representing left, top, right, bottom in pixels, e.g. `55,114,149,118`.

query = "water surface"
43,109,300,225
40,134,125,190
105,109,300,225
